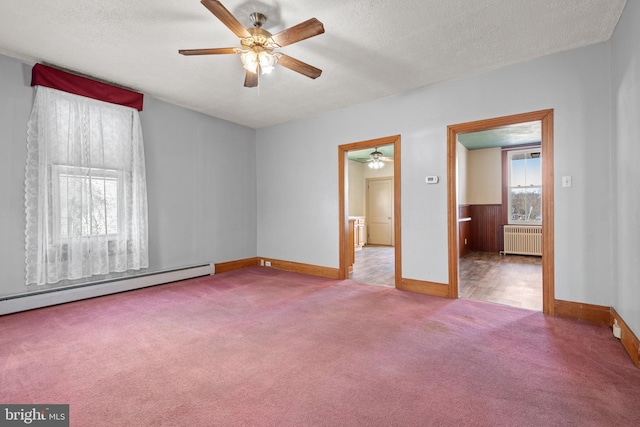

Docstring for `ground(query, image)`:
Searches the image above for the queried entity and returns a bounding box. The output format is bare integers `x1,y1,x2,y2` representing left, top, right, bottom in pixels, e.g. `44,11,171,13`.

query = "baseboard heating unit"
502,225,542,256
0,263,214,316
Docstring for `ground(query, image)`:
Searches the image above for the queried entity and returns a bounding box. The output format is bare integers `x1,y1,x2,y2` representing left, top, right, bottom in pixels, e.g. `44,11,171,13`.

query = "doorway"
447,110,555,315
457,126,543,310
338,135,402,287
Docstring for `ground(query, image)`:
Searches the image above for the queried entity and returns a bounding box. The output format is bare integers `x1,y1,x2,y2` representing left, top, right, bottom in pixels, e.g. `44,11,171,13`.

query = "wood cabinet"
348,217,366,273
352,216,366,251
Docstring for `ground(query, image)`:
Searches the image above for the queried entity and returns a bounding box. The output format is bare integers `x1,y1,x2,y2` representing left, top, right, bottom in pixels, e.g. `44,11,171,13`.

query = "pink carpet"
1,266,639,426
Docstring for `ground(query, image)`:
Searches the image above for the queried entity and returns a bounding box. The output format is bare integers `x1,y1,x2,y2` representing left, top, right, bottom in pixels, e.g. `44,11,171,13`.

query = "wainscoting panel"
469,204,503,253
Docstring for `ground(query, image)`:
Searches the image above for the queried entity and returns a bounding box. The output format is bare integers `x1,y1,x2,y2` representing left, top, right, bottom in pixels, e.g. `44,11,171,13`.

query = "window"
53,166,123,239
25,86,148,286
507,148,542,225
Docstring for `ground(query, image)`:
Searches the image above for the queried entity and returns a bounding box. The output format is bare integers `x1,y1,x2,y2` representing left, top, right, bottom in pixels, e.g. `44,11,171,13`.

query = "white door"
367,177,393,245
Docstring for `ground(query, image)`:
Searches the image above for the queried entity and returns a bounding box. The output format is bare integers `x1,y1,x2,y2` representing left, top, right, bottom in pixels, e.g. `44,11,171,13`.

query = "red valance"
31,64,144,111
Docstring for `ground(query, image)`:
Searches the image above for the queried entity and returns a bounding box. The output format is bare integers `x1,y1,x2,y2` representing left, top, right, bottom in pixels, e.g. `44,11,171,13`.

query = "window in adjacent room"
507,148,542,225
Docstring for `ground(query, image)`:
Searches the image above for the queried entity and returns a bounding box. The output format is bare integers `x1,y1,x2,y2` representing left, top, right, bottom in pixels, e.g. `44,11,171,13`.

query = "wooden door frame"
447,110,555,314
366,176,395,246
339,135,402,285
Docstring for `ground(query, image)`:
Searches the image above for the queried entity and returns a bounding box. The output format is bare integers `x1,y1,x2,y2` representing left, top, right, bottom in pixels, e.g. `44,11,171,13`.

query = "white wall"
257,41,613,304
468,147,502,205
348,160,365,216
142,97,257,269
0,54,257,298
611,0,640,334
0,57,32,296
456,142,469,205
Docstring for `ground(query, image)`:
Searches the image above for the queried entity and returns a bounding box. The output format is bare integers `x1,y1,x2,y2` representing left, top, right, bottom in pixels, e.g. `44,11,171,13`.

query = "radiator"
0,263,214,315
502,225,542,256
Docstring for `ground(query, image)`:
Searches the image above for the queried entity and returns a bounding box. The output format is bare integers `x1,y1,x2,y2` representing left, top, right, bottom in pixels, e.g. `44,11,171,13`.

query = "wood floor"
351,247,542,311
350,245,395,287
459,251,542,311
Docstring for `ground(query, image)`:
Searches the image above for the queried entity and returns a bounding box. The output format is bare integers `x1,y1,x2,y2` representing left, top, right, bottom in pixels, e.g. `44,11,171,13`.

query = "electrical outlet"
265,261,271,267
260,259,264,266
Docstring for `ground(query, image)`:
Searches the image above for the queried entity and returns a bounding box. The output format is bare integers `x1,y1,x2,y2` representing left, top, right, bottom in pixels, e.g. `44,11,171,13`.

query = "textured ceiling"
0,0,626,129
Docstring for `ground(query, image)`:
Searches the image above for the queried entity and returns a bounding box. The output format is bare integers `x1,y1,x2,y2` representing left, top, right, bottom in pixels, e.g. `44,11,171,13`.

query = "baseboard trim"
398,278,449,298
260,258,341,279
554,299,610,324
214,257,260,274
610,307,640,368
0,264,214,316
554,300,639,368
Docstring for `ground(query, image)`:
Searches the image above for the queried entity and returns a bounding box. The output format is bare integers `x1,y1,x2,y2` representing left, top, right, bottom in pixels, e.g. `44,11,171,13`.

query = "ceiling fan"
179,0,325,88
358,148,393,169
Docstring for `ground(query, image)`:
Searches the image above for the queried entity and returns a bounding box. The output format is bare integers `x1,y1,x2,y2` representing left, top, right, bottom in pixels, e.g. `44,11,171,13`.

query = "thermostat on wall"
425,176,439,184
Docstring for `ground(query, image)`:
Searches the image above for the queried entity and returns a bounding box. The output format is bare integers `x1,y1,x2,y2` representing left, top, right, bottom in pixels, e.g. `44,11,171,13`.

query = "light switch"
562,176,572,188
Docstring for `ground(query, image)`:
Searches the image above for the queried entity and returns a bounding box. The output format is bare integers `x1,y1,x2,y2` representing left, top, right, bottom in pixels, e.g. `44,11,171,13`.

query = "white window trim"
507,148,542,226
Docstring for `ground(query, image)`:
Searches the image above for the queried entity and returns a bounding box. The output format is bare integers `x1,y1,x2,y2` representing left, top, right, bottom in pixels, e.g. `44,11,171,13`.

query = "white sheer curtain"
25,86,148,286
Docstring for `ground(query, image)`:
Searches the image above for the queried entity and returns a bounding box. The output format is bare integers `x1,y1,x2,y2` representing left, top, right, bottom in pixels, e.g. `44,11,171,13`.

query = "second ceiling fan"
179,0,325,88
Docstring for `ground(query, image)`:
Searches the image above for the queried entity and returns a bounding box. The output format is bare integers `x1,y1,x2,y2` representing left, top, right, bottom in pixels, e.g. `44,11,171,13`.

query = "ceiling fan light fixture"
237,45,280,75
179,1,324,87
239,49,259,73
368,148,386,169
368,160,385,169
258,50,277,74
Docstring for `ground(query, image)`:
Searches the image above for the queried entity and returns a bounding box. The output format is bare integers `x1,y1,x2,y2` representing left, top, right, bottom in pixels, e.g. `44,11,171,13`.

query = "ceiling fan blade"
244,70,258,88
201,0,251,38
277,54,322,79
271,18,324,47
179,47,237,56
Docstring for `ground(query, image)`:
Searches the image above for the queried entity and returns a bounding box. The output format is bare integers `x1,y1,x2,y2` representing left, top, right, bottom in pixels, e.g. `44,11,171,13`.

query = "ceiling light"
368,159,385,169
238,46,280,75
179,7,324,88
234,13,281,75
368,148,386,169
